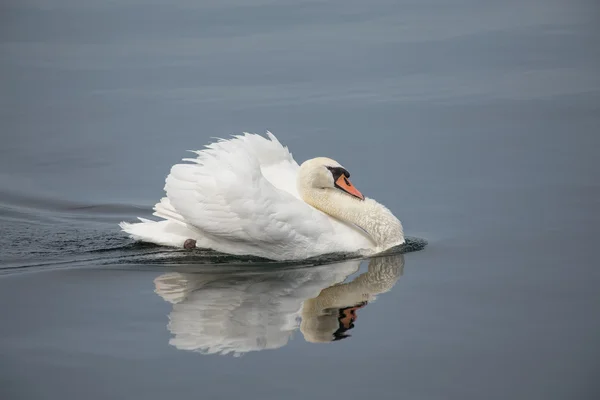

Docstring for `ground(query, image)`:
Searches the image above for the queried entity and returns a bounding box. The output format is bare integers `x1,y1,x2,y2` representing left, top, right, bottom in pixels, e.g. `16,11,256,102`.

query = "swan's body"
120,132,404,260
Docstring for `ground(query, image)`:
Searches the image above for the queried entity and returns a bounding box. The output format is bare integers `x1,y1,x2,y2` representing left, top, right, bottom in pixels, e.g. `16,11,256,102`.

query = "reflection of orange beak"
338,303,367,329
335,175,364,200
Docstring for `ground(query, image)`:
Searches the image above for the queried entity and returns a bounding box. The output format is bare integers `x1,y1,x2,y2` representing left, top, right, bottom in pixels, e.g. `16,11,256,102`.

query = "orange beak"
335,175,364,200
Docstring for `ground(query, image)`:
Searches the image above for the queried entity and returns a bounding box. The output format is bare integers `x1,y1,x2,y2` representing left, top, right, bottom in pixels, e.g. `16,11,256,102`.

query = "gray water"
1,1,599,399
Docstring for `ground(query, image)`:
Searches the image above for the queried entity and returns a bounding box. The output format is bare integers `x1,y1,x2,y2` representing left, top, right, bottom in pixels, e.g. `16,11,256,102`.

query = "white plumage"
120,132,404,260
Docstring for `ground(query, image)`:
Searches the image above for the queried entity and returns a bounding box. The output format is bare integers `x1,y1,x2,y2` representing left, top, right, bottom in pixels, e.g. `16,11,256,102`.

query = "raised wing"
156,132,334,259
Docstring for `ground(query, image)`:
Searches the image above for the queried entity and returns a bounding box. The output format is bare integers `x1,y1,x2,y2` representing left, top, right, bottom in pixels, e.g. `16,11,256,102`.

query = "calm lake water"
1,1,599,399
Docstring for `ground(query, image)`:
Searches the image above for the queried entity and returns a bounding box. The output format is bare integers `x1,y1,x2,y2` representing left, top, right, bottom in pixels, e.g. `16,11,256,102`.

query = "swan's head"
297,157,364,201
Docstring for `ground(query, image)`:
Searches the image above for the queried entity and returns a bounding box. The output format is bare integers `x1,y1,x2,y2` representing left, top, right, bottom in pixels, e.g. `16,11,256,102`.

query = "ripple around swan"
0,229,426,275
104,236,427,269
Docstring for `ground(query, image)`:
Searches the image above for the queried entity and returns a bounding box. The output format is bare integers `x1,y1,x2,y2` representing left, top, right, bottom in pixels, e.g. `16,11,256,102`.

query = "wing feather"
162,132,334,259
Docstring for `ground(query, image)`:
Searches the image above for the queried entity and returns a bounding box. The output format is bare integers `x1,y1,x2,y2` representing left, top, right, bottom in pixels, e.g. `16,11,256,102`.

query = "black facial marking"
326,166,350,181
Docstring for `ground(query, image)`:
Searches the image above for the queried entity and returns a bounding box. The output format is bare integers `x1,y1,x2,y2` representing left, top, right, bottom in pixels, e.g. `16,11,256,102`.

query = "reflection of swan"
153,254,404,355
121,132,404,260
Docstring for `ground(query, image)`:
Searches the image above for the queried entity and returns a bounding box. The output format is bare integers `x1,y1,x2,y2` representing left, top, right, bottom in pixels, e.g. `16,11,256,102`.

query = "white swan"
120,132,404,260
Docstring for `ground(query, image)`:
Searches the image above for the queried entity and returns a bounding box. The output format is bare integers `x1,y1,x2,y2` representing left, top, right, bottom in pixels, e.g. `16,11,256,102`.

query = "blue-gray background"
1,1,598,399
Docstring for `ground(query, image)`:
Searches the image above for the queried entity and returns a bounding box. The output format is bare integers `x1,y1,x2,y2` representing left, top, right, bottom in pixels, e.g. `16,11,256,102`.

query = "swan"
120,132,404,260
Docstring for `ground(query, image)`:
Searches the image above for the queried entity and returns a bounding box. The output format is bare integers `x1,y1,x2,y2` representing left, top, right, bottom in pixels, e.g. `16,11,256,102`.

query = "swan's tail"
120,198,200,247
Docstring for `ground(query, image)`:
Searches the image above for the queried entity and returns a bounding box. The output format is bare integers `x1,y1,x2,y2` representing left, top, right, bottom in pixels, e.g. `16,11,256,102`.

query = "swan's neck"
302,189,404,251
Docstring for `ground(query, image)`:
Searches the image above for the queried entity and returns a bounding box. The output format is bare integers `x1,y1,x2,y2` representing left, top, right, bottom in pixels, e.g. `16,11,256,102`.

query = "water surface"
1,1,599,399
